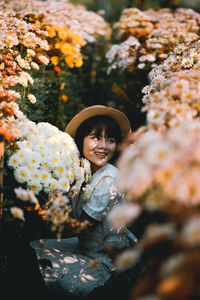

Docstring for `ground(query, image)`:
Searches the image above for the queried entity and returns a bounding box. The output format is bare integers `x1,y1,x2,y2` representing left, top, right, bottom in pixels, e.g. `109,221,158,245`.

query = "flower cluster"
126,208,200,299
7,121,91,195
1,0,108,70
44,189,91,238
106,7,200,73
118,120,200,209
116,123,200,297
0,11,49,90
0,10,50,143
142,40,200,130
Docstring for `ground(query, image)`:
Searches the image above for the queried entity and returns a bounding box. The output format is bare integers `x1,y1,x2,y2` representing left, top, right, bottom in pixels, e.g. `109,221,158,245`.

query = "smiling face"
83,128,117,174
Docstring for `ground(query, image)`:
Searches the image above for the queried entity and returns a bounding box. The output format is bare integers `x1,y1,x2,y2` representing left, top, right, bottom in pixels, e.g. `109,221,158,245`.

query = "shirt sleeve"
82,176,119,221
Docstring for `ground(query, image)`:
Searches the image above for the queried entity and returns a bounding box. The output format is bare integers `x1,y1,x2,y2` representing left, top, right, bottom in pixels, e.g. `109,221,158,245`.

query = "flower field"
1,0,200,299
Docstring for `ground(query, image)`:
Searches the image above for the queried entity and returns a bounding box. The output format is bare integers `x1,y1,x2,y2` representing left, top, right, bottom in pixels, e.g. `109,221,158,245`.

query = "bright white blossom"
10,206,24,220
14,187,38,204
28,94,37,103
8,121,91,195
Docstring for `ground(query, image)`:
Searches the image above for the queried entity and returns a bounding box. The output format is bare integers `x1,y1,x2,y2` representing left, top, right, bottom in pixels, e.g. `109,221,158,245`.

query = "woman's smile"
83,129,117,173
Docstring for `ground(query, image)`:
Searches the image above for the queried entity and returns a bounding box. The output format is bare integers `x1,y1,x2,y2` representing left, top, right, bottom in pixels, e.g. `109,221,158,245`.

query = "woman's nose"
98,138,107,148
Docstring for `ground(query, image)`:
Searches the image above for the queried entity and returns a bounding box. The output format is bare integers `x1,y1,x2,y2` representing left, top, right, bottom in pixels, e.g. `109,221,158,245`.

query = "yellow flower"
51,56,59,66
55,42,62,50
73,35,86,46
61,43,73,56
58,27,68,40
75,57,83,68
48,26,56,38
60,82,66,90
65,55,74,68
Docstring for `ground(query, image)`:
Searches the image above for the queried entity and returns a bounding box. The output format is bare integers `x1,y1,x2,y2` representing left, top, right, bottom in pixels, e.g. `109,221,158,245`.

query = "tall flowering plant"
106,7,200,73
108,122,200,300
0,10,50,222
0,0,109,131
142,40,200,130
1,0,108,71
118,121,200,208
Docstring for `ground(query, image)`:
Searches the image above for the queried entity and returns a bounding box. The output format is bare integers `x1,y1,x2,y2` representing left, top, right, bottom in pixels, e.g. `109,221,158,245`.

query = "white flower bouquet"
7,121,91,196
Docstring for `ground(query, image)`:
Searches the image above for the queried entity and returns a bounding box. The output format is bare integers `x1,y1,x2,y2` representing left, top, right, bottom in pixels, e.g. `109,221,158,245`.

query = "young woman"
31,105,137,297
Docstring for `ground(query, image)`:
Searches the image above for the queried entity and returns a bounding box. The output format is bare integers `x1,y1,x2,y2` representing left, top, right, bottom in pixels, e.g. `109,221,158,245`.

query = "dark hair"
75,115,122,162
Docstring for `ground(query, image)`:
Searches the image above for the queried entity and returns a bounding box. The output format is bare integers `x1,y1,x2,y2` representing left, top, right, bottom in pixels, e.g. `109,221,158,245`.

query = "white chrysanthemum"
48,178,59,190
18,76,28,87
14,187,38,204
33,142,46,152
29,152,41,167
41,171,51,184
49,154,61,167
37,122,59,136
10,207,24,220
58,178,70,193
54,166,65,177
38,54,49,65
54,195,69,207
32,169,41,181
31,62,39,70
73,165,84,180
61,154,73,168
52,211,66,225
14,187,30,201
8,154,21,168
62,171,74,184
15,166,31,183
28,94,37,103
27,49,36,57
28,180,42,194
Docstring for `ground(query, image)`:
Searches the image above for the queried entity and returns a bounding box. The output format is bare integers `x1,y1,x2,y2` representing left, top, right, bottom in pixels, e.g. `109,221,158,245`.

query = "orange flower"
61,94,68,102
0,127,15,141
54,66,61,74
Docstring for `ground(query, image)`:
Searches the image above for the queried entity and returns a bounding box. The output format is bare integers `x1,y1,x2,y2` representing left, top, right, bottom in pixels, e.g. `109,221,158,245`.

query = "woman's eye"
108,138,116,143
92,135,100,140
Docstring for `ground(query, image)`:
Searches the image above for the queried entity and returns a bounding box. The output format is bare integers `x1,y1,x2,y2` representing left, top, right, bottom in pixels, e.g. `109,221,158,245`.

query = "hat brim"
65,105,131,139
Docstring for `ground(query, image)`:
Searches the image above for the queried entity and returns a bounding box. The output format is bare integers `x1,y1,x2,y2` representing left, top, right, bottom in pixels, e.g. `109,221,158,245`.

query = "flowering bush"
0,10,50,144
0,11,49,90
118,120,200,209
107,121,200,299
0,0,109,132
106,7,200,73
142,40,200,130
1,0,108,70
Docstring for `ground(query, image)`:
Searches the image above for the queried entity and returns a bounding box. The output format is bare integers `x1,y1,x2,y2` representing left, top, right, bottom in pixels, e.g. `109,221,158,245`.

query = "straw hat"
65,105,131,139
